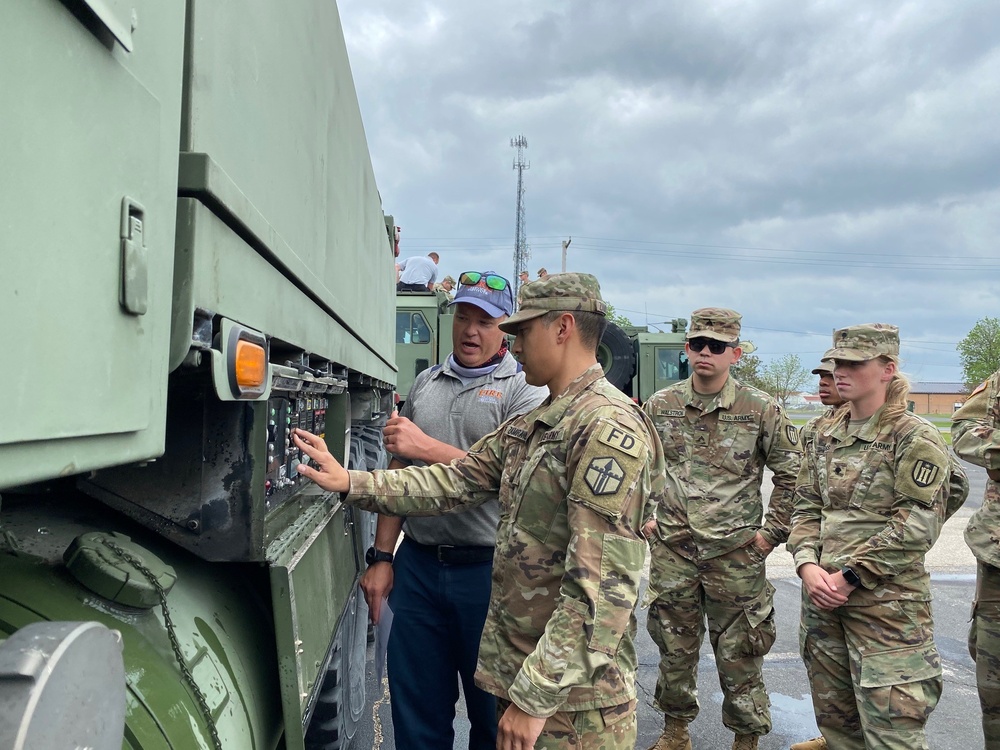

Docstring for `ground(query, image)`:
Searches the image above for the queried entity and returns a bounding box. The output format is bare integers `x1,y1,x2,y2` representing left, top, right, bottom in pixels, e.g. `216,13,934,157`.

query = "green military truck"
394,289,456,404
598,319,691,403
0,2,395,749
395,289,688,405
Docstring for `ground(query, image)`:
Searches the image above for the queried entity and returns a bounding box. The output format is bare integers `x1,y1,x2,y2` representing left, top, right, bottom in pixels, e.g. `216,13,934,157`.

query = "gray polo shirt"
397,255,439,286
397,352,547,547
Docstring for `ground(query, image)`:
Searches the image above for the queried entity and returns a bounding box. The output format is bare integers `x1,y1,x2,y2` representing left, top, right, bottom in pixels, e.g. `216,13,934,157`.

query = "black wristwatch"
365,546,394,565
841,566,862,587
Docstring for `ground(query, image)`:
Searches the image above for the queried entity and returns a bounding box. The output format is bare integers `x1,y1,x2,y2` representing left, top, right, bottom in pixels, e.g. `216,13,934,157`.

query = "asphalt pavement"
353,459,988,749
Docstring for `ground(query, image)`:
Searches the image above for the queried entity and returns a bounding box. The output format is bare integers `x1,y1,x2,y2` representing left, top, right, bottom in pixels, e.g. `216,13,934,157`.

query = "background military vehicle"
0,2,395,748
395,289,688,405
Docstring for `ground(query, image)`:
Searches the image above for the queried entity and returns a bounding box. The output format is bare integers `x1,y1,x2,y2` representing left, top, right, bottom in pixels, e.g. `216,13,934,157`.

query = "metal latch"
120,197,148,315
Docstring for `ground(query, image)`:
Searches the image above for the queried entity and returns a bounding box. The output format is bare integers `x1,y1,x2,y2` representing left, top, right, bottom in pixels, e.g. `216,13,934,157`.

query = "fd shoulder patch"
570,417,647,518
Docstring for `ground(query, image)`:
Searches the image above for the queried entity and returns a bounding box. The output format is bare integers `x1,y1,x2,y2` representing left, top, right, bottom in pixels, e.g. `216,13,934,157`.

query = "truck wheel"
304,586,369,750
598,322,636,392
304,428,380,750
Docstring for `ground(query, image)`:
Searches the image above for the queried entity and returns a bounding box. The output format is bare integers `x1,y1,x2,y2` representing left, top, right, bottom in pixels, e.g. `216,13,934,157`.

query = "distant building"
908,382,967,414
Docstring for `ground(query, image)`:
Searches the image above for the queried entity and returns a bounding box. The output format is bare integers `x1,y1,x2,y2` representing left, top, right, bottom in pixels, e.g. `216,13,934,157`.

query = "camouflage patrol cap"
823,323,899,362
499,272,607,333
686,307,742,343
812,356,836,375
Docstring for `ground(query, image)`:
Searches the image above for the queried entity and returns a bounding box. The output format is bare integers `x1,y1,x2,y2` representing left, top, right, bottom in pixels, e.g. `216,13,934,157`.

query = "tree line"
726,316,1000,406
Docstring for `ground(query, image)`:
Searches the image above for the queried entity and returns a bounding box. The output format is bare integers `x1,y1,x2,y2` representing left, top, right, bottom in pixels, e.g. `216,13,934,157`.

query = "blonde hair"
878,355,911,427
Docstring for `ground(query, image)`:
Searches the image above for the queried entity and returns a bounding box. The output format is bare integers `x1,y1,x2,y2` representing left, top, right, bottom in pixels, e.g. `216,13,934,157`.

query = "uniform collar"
824,404,891,442
682,373,737,412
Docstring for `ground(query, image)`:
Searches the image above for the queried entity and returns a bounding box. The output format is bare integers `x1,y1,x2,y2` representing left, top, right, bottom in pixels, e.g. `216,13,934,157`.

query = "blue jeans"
387,538,497,749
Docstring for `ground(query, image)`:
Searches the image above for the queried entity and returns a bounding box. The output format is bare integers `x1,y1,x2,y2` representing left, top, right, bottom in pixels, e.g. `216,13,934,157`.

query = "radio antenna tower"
511,135,530,302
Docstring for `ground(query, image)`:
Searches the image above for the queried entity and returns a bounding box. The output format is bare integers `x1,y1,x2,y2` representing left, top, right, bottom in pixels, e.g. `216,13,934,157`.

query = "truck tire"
598,322,636,392
304,425,383,750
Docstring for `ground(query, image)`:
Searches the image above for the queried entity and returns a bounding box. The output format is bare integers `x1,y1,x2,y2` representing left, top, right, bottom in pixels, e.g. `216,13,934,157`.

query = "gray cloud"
340,0,1000,382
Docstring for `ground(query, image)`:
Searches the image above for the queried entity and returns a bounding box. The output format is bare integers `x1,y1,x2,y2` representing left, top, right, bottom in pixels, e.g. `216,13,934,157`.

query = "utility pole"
561,236,572,273
511,135,529,303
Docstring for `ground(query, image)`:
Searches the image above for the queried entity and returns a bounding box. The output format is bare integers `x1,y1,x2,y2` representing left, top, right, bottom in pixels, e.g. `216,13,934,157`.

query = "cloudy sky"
338,0,1000,384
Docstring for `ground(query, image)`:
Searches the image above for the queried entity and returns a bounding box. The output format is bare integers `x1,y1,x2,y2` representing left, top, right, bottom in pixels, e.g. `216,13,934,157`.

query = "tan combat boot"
646,717,692,750
732,735,759,750
789,738,827,750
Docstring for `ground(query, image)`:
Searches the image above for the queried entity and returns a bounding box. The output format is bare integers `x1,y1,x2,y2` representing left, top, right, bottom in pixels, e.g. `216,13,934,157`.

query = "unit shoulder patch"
911,460,941,488
785,424,799,446
584,457,625,495
897,437,948,504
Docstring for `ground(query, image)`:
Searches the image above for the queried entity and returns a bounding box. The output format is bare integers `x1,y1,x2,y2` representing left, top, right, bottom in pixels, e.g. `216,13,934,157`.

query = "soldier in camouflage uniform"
642,308,802,750
788,324,949,750
294,273,671,750
952,369,1000,747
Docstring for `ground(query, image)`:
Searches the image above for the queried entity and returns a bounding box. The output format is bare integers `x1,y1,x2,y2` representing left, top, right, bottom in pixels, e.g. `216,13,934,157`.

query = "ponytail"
878,355,911,427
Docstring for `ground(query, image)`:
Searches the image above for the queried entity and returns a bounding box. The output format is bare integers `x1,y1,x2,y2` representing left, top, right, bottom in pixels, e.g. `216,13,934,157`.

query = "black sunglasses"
459,271,509,291
688,337,735,355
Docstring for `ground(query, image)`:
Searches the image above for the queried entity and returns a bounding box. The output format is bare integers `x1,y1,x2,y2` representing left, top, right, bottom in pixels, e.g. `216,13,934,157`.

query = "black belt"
407,538,494,565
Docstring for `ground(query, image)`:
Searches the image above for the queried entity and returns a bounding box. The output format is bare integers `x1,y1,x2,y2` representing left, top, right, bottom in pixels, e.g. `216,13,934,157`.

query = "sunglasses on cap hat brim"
459,271,509,291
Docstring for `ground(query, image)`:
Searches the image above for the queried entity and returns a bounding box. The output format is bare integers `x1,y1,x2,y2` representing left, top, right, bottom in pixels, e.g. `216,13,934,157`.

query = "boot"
732,736,759,750
646,717,692,750
789,738,827,750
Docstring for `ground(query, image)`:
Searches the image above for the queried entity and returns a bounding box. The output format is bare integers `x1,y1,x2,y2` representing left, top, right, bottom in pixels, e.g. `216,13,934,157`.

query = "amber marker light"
234,339,267,389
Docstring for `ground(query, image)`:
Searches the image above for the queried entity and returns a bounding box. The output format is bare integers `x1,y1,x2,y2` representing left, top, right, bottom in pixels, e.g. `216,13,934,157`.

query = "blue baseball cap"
449,271,514,318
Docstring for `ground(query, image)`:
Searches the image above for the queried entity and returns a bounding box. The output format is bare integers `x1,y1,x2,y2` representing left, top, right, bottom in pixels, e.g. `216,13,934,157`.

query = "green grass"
788,411,954,444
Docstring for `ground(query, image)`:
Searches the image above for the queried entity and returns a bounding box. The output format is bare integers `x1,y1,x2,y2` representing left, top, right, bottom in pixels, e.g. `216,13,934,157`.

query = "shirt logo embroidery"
912,460,941,488
584,457,624,495
478,388,504,403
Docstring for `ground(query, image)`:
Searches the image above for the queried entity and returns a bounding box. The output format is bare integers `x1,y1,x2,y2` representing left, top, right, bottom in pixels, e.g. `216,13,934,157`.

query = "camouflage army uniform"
952,370,1000,745
788,324,949,750
642,308,801,739
347,361,667,747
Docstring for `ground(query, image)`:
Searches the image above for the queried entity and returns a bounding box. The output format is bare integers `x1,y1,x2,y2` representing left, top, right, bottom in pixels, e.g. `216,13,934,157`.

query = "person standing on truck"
641,307,801,750
362,270,545,749
952,368,1000,746
516,270,531,306
434,274,456,300
788,324,952,750
294,273,669,750
396,251,440,291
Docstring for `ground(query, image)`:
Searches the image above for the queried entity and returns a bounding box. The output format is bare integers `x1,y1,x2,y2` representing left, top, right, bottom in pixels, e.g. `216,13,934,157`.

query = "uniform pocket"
859,643,943,728
512,450,566,543
718,581,777,660
713,420,759,475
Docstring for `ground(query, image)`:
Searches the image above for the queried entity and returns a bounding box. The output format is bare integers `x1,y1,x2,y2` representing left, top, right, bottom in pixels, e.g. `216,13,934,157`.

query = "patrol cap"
499,272,607,333
823,323,899,362
812,357,836,375
686,307,742,343
450,271,514,318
